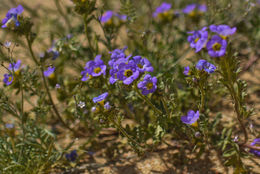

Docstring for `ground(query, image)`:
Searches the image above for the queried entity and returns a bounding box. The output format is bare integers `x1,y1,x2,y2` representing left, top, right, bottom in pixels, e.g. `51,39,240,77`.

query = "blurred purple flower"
183,66,190,76
181,110,199,125
209,24,236,37
187,27,208,52
8,60,21,74
183,3,207,16
44,66,55,78
65,150,78,162
2,5,24,28
196,59,216,74
249,138,260,157
93,92,108,104
137,74,157,95
3,74,13,86
153,2,172,18
206,35,227,57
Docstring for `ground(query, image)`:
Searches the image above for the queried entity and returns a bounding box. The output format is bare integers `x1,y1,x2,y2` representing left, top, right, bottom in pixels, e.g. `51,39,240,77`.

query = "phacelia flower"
8,60,22,75
183,4,207,16
183,66,190,76
104,102,111,110
100,11,114,24
3,74,13,86
117,60,140,85
100,11,127,25
81,55,106,81
109,46,128,67
133,56,154,73
44,66,55,78
181,110,200,125
65,150,78,162
93,92,108,105
209,24,236,38
4,41,11,48
153,2,172,18
187,27,208,52
48,47,59,60
137,74,157,95
249,138,260,157
109,57,131,84
5,123,14,129
2,5,24,29
206,35,227,57
196,59,216,74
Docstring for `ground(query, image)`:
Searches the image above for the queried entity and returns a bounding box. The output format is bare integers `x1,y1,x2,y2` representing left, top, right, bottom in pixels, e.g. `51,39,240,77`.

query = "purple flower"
65,150,78,162
44,66,55,78
183,66,190,76
86,55,106,77
183,4,207,16
81,55,106,81
196,59,216,74
3,74,13,86
2,5,24,28
133,56,154,73
137,74,157,95
206,35,227,57
249,138,260,157
100,11,127,24
8,60,21,74
153,2,172,18
93,92,108,104
181,110,200,125
104,102,111,110
209,24,236,38
48,48,59,60
5,123,14,129
117,60,140,85
187,27,208,52
100,11,114,24
108,46,128,67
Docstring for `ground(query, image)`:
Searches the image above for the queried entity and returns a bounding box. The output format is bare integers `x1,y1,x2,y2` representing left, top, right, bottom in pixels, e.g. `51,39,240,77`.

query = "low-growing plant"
0,0,260,173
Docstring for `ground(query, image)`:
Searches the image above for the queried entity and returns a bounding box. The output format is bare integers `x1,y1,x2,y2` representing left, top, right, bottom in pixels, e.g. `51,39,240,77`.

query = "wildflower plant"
0,0,260,173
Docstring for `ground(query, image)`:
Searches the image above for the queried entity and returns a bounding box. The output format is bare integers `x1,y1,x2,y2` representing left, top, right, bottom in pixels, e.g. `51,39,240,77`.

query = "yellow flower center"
158,11,171,20
8,76,12,82
137,64,143,69
188,11,197,17
105,19,113,26
212,43,221,51
194,38,199,43
124,69,133,77
94,67,101,74
49,73,55,79
98,100,105,106
220,35,227,40
146,82,153,90
191,121,198,127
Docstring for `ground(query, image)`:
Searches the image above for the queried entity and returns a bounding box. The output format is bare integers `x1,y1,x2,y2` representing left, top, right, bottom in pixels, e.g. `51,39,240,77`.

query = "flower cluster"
1,5,23,29
109,47,153,84
81,55,106,82
100,11,127,25
183,3,207,17
65,150,78,162
184,59,216,76
187,25,236,57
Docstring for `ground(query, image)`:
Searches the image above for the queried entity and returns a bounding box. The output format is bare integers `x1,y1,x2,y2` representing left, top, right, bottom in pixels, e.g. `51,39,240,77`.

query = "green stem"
83,15,94,53
134,83,162,115
26,35,84,136
161,96,170,117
